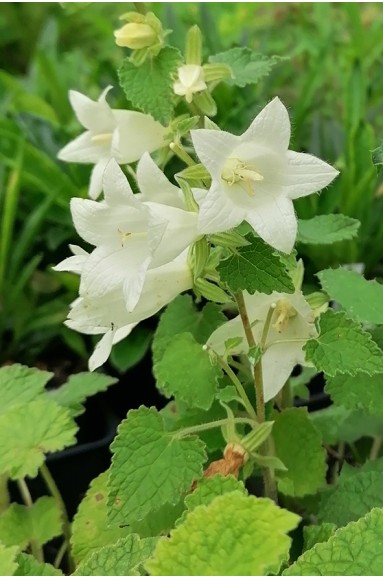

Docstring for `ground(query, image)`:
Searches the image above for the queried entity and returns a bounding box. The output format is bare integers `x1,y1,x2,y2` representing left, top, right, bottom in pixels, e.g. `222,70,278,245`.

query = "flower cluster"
57,89,338,398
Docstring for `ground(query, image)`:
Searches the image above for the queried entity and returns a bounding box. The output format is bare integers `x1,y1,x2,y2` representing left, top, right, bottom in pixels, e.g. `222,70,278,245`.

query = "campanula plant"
2,4,383,576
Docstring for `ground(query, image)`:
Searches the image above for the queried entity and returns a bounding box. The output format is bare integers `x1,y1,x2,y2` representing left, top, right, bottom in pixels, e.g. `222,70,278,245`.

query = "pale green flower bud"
114,22,158,49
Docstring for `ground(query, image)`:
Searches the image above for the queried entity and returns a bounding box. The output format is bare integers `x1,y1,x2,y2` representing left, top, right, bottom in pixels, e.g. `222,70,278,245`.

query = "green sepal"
209,230,250,248
192,238,210,279
203,63,233,83
193,90,217,117
185,25,202,65
176,163,211,182
194,278,231,304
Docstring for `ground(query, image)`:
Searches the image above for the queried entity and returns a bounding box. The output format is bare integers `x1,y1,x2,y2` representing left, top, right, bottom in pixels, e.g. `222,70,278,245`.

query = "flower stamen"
272,299,297,333
221,158,263,196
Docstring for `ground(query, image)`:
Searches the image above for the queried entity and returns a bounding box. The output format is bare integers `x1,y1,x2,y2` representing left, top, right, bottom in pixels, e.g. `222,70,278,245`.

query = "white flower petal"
53,254,86,274
245,194,297,254
89,157,109,200
146,202,199,267
112,110,166,164
58,131,109,164
178,64,204,88
137,153,184,208
283,150,340,200
113,323,137,344
89,329,115,371
69,87,115,133
241,97,291,152
262,345,300,402
191,129,239,180
197,184,246,234
102,159,137,206
79,239,150,299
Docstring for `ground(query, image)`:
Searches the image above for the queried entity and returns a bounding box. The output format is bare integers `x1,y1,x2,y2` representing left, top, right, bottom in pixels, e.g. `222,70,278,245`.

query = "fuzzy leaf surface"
304,309,383,377
14,553,63,576
152,296,225,363
0,543,18,576
273,408,326,497
318,268,383,324
74,534,157,576
310,405,383,444
284,508,383,575
50,372,117,417
218,236,294,295
146,492,300,576
0,496,61,549
118,47,181,125
0,364,52,416
154,332,221,410
108,407,206,525
303,523,336,552
319,471,383,527
209,48,283,87
0,400,77,479
71,472,130,564
297,214,360,245
325,373,383,415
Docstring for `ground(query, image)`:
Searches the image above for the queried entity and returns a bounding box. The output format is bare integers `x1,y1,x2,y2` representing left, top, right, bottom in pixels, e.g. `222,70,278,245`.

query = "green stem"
177,416,257,438
40,464,74,573
17,479,44,562
133,2,147,14
370,437,382,460
54,540,68,569
169,141,196,166
208,350,258,421
235,292,278,502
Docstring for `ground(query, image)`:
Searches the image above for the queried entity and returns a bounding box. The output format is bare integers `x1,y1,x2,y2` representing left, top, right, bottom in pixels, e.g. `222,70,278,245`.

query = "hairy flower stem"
40,464,74,573
133,2,147,14
206,348,258,421
235,292,278,502
177,416,257,438
17,478,44,562
169,142,196,166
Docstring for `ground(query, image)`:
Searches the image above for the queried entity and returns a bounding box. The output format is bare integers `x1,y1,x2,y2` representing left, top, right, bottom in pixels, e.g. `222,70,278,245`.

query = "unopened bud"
114,22,157,49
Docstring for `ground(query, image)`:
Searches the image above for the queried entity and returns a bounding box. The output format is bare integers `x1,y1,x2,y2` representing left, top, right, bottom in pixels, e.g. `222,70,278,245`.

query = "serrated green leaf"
14,553,63,576
215,384,241,405
310,405,383,445
319,471,383,527
318,268,383,325
73,534,157,576
49,372,118,417
130,500,185,539
273,408,327,497
186,475,246,510
0,543,18,576
152,295,225,363
304,309,383,377
284,508,383,575
0,496,61,549
0,400,77,479
340,457,383,480
118,47,182,125
303,523,337,552
325,373,383,415
108,407,206,525
297,214,360,245
0,364,52,416
161,400,226,453
218,236,294,295
146,491,300,576
71,472,130,564
209,48,284,87
154,332,222,410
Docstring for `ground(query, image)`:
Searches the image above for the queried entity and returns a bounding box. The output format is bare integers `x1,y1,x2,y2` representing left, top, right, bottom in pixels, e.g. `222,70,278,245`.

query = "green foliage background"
1,2,383,364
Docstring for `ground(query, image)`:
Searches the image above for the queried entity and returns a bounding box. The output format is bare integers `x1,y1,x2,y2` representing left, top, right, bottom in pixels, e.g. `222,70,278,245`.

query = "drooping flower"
191,97,339,253
65,252,193,371
174,64,207,103
58,87,167,199
206,290,318,402
68,156,200,311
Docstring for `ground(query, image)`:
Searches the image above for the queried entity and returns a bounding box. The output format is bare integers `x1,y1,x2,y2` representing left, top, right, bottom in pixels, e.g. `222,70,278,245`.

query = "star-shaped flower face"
191,97,339,253
58,87,167,199
206,290,318,402
68,156,199,313
173,64,207,103
65,252,193,371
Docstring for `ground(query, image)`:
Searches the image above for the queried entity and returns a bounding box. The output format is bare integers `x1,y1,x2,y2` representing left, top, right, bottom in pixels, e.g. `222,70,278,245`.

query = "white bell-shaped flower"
191,97,339,253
